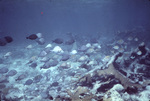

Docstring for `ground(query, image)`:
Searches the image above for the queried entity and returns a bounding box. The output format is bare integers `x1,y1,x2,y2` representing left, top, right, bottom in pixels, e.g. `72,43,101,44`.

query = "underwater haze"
0,0,150,101
0,0,150,43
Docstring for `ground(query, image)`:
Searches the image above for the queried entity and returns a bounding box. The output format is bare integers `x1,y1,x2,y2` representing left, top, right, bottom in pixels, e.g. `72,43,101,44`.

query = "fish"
0,38,7,46
4,36,13,43
52,38,64,44
65,32,75,45
26,33,45,45
26,34,38,40
65,38,75,45
0,36,13,46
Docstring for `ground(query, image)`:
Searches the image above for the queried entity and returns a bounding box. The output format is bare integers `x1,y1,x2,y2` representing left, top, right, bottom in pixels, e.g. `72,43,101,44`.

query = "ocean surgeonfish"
26,33,45,45
0,36,13,46
26,34,38,40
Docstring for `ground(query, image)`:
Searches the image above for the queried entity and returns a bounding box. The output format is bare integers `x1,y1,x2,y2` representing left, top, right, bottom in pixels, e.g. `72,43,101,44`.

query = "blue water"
0,0,150,45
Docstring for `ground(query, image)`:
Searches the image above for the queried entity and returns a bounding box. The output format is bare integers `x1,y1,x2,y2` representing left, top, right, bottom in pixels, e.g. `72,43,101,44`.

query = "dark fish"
0,67,9,74
90,38,98,43
26,34,38,40
39,50,47,57
24,79,33,85
61,54,70,61
0,84,6,89
0,36,13,46
33,75,43,83
65,32,75,45
78,45,88,52
6,70,17,76
4,36,13,43
0,38,7,46
29,62,37,68
53,38,64,44
51,82,59,87
15,74,26,81
0,75,8,83
41,60,58,69
65,38,75,45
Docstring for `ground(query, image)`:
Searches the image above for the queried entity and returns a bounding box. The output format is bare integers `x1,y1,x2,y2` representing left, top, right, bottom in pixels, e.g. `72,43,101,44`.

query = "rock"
3,52,12,58
137,90,150,101
97,78,121,93
78,55,88,62
0,67,9,74
40,57,50,62
44,47,51,53
113,45,119,50
88,60,97,66
59,62,70,69
39,50,47,57
146,86,150,90
24,79,33,85
86,43,92,48
36,38,45,45
70,50,77,54
6,70,17,76
86,48,95,54
51,82,59,87
36,33,43,38
45,44,52,48
122,92,130,101
138,42,147,56
103,87,124,101
25,44,33,49
102,84,124,101
78,45,88,52
52,46,64,53
111,84,124,92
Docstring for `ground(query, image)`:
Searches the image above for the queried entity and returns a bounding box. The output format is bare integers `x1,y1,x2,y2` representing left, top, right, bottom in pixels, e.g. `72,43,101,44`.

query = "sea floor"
0,29,150,101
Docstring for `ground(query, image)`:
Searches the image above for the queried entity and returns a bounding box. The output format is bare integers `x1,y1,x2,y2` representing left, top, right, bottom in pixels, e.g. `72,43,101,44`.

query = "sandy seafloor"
0,28,150,101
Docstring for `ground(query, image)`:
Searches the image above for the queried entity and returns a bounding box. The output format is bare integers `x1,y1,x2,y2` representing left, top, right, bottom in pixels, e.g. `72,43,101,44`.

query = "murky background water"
0,0,150,44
